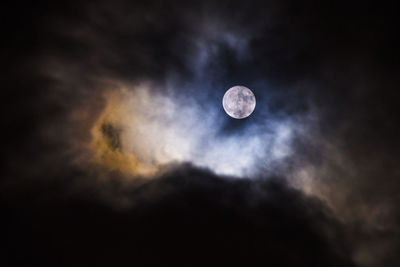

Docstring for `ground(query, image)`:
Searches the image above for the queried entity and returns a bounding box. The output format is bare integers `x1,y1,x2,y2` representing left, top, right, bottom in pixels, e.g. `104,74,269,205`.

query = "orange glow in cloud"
90,88,159,177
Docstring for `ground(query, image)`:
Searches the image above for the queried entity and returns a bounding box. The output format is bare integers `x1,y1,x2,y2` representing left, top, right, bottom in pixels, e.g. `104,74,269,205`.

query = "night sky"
3,1,400,266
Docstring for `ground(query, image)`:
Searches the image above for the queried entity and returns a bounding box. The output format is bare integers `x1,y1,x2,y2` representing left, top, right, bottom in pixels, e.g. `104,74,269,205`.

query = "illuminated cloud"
90,82,303,177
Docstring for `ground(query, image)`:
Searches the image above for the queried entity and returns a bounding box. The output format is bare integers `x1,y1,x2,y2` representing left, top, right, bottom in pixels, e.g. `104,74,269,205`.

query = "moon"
222,86,256,119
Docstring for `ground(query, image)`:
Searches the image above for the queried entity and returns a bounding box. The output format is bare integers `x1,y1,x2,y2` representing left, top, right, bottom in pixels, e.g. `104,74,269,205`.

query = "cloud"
3,166,354,267
3,0,400,266
87,82,305,177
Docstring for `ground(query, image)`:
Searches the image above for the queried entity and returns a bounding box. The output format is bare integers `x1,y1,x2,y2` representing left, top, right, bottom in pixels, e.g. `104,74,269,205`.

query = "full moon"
222,86,256,119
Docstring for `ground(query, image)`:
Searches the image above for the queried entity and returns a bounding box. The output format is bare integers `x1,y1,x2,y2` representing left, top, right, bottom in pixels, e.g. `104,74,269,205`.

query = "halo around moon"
222,86,256,119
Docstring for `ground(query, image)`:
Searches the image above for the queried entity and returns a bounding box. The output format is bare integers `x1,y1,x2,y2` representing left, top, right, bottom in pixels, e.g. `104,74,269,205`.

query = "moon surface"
222,86,256,119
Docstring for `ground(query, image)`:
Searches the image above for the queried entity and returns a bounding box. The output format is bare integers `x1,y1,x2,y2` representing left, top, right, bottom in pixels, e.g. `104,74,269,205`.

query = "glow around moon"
88,84,294,177
222,86,256,119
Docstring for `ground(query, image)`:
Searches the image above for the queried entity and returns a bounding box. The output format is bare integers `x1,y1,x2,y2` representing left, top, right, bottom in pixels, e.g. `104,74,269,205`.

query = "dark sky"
3,1,400,266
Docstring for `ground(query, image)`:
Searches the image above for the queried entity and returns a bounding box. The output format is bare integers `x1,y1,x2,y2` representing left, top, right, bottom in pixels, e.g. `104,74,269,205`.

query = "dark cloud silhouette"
3,166,354,267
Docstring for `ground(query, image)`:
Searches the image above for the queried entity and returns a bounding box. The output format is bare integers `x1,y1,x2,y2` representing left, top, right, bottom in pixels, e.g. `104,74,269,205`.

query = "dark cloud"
3,166,354,267
101,123,122,151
